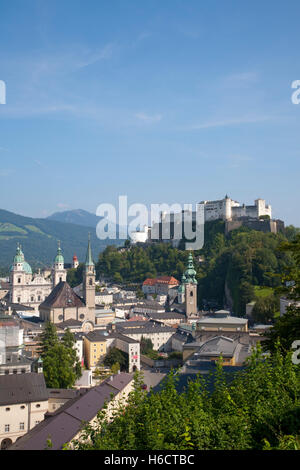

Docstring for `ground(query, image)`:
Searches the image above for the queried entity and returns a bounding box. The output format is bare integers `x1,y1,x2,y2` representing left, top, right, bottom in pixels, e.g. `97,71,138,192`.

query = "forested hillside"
95,222,299,316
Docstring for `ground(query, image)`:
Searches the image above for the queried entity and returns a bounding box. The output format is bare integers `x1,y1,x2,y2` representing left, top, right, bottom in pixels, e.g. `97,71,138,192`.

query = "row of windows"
3,421,39,433
3,369,27,375
17,295,43,303
5,404,41,411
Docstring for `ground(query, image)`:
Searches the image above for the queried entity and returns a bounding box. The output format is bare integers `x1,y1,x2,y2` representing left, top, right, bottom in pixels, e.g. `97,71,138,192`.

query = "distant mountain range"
0,209,122,271
47,209,101,227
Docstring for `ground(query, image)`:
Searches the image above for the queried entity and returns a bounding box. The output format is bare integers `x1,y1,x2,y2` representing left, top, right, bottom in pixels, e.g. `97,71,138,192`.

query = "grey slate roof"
108,332,139,344
84,330,108,342
118,325,175,335
47,388,78,400
0,372,48,406
39,281,85,309
9,372,133,450
147,312,185,320
56,319,83,329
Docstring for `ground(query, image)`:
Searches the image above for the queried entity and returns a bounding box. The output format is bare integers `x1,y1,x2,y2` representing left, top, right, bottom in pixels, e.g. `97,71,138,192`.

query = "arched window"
190,291,193,297
89,278,93,286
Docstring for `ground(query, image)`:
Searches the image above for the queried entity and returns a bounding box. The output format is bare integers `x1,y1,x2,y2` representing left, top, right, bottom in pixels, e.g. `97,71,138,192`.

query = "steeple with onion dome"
183,251,198,318
52,240,67,287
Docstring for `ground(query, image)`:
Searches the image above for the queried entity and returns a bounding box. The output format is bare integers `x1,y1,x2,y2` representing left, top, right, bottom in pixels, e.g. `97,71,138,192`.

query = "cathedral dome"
23,261,32,275
55,253,64,263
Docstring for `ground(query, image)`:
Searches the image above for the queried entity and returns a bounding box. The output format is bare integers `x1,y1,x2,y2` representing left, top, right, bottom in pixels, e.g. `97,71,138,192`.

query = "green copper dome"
178,273,187,293
10,244,32,274
184,252,197,284
55,241,64,264
178,284,185,294
23,261,32,275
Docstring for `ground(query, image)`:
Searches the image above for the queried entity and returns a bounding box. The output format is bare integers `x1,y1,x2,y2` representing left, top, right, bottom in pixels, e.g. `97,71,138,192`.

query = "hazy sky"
0,0,300,225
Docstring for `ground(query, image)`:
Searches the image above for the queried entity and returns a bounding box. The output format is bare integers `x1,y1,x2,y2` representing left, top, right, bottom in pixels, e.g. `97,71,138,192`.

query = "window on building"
19,423,24,430
31,296,34,302
18,278,21,283
38,296,41,301
5,408,10,412
17,297,21,303
36,404,40,408
13,369,17,374
5,370,9,375
20,406,25,409
5,425,10,432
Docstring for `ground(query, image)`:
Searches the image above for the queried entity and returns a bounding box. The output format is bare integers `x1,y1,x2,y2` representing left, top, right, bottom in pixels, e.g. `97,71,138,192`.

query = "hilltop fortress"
136,196,284,245
199,195,272,222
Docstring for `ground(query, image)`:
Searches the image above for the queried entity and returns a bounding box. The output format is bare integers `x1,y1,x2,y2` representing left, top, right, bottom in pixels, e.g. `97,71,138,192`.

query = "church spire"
85,233,94,268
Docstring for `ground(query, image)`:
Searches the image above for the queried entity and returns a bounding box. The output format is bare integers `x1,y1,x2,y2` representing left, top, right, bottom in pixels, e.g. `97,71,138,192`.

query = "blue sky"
0,0,300,225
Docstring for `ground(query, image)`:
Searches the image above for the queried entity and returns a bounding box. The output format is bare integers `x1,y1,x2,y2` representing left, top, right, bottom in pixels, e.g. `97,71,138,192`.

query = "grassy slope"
0,209,120,271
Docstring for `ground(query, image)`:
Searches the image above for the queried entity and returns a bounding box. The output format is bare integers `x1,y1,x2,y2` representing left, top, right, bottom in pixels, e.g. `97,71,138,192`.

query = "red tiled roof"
128,315,146,322
143,278,156,286
143,276,179,286
156,276,179,285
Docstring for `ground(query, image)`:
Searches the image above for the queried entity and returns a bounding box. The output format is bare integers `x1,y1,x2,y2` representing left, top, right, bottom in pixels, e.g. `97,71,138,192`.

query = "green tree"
72,347,300,450
140,337,154,355
263,234,300,353
40,323,81,388
39,321,58,356
103,347,128,371
62,329,82,380
111,362,120,374
252,294,279,324
43,343,77,389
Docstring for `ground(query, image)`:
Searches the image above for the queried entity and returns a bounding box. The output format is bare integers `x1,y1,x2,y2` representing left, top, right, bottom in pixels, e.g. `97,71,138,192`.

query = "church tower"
10,244,25,303
83,234,95,311
184,252,198,319
72,254,79,269
52,241,67,287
